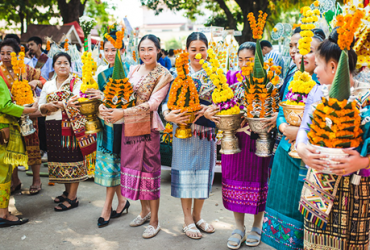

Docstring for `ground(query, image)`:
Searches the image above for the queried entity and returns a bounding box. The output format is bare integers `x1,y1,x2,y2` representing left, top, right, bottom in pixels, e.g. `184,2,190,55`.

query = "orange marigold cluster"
167,52,201,113
64,39,69,51
104,29,125,49
133,51,137,62
46,41,51,51
11,79,34,106
11,52,25,76
336,8,365,50
308,97,363,148
103,78,135,109
247,11,268,40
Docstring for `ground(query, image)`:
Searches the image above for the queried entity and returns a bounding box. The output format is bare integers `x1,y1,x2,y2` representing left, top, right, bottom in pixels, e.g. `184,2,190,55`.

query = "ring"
342,170,345,174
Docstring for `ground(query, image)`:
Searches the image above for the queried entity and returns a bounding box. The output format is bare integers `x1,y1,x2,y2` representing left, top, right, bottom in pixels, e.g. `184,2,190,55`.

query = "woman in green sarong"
0,77,38,227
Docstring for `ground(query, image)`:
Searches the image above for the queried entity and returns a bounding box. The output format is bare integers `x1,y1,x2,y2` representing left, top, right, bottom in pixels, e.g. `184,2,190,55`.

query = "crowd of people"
1,3,370,250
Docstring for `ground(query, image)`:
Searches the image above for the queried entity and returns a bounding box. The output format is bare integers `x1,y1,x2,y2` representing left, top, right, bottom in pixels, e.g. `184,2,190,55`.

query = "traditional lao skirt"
46,120,87,184
221,131,270,214
94,123,122,187
303,176,370,250
24,118,41,166
120,127,161,201
0,144,12,208
170,124,216,199
261,145,305,250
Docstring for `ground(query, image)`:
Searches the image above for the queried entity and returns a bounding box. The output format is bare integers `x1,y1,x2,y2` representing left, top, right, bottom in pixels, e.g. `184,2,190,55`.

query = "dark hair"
317,27,357,73
28,36,43,45
260,40,272,49
293,27,302,34
52,52,71,68
238,42,256,55
0,38,20,54
138,34,161,50
186,32,208,49
169,49,174,56
312,28,325,42
4,34,20,44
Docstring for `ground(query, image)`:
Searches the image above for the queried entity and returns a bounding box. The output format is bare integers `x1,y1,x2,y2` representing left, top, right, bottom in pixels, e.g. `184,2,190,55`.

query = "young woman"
261,29,325,250
102,35,173,238
0,77,38,227
162,32,216,240
0,38,46,195
39,52,95,211
219,41,271,249
296,28,370,249
87,31,130,228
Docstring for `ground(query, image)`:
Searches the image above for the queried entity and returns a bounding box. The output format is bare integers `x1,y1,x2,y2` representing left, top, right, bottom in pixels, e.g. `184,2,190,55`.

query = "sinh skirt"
24,118,41,166
46,120,87,184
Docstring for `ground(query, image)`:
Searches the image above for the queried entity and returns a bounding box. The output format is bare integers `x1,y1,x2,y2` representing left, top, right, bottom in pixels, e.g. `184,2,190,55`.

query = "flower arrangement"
163,123,173,143
336,6,364,50
79,51,99,102
167,52,201,113
238,59,280,118
64,38,69,51
298,6,320,56
10,52,33,105
198,49,240,115
285,71,317,106
46,40,51,51
104,29,124,49
247,11,268,39
308,97,363,148
79,16,97,52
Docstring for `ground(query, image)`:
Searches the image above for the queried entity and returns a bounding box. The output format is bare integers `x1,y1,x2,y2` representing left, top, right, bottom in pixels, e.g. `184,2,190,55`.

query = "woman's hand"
54,101,64,110
67,95,81,109
204,105,220,124
193,105,207,123
86,89,103,100
99,104,111,116
329,149,369,175
240,116,247,128
297,143,327,171
280,124,299,143
262,112,278,132
23,101,39,115
28,80,39,90
103,109,124,124
164,110,191,125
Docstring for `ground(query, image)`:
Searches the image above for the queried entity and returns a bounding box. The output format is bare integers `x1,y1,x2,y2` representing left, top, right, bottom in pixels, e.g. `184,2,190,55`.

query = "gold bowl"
280,102,305,127
79,99,102,134
215,113,243,155
175,112,196,139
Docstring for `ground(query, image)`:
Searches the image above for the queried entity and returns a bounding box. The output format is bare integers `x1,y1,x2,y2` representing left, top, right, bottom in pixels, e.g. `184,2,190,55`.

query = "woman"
102,34,173,238
0,76,38,227
39,52,95,211
0,38,46,195
162,32,216,240
88,31,130,228
218,42,271,249
296,28,370,249
261,29,325,250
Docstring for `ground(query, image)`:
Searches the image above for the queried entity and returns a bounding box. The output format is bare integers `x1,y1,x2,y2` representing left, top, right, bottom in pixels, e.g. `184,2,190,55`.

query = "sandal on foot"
129,212,151,227
183,223,202,240
227,228,246,249
54,198,79,212
11,183,22,194
0,217,29,228
29,184,42,195
196,219,215,233
54,191,68,203
245,227,262,247
142,223,161,239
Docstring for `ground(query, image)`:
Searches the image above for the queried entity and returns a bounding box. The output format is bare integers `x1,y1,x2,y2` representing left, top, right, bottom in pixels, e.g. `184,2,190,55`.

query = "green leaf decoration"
337,135,354,139
336,142,351,148
346,111,355,118
319,141,326,147
112,50,126,80
300,55,304,73
331,102,341,110
329,111,339,118
324,126,333,132
342,120,355,124
344,103,353,109
329,50,350,101
343,126,355,132
253,40,266,80
316,108,325,115
320,134,329,139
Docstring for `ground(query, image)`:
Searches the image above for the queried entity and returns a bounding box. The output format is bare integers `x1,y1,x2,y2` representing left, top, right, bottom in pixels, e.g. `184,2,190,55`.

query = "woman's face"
53,56,70,77
314,56,337,85
289,33,301,61
187,40,207,68
238,49,254,68
104,41,117,65
0,45,15,67
139,39,159,66
295,38,321,75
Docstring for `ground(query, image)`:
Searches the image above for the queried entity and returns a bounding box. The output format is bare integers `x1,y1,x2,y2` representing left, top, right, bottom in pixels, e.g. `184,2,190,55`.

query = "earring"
332,71,334,74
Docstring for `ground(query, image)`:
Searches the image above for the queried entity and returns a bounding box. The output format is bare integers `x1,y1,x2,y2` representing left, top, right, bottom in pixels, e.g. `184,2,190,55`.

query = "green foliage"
85,0,116,26
164,37,185,50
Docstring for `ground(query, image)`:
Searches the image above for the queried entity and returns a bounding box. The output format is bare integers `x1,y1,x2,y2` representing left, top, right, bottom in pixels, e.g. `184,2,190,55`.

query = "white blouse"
38,74,82,121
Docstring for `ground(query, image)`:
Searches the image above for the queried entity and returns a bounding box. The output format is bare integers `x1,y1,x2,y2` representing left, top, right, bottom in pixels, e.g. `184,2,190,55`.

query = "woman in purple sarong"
102,34,173,239
221,42,272,249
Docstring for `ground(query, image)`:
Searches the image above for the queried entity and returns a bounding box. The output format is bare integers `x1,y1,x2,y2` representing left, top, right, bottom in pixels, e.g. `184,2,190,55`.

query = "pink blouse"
128,65,170,131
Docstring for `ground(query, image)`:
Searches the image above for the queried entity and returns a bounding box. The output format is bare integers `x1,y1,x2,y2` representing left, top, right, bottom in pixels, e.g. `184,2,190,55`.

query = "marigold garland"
308,97,363,148
64,38,69,51
46,41,51,51
199,49,240,115
247,11,268,39
11,79,34,106
238,58,280,118
167,52,201,113
298,6,320,56
104,28,125,49
79,51,99,102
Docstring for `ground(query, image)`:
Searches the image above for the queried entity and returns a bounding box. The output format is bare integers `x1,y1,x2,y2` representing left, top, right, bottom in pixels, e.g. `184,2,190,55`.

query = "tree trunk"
19,12,25,35
57,0,87,24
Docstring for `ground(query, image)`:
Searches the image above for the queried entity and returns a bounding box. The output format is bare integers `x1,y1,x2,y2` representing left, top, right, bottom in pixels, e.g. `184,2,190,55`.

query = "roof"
21,24,82,46
64,21,84,42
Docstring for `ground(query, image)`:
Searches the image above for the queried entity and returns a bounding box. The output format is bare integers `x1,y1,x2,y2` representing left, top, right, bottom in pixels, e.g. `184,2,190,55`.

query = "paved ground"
2,167,273,250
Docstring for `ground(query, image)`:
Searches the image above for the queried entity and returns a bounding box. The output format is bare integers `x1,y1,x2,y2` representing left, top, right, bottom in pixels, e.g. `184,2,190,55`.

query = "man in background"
27,36,54,80
260,40,284,76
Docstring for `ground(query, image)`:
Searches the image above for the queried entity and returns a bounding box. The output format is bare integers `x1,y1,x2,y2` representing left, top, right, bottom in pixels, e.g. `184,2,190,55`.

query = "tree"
84,0,116,26
0,0,59,35
57,0,87,24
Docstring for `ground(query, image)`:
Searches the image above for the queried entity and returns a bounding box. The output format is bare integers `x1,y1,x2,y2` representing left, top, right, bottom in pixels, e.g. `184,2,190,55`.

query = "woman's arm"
0,78,24,117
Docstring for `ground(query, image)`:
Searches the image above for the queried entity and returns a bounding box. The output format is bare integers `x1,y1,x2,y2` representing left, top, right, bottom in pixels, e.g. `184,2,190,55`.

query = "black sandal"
0,217,29,228
54,198,79,212
54,191,69,203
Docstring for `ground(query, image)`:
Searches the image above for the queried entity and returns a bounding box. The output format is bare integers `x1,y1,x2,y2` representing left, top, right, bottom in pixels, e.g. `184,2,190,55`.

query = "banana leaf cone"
112,50,126,80
329,50,350,101
253,40,266,80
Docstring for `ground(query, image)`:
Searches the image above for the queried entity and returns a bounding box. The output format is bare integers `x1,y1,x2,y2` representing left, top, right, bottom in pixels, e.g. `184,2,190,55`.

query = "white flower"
79,16,95,24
